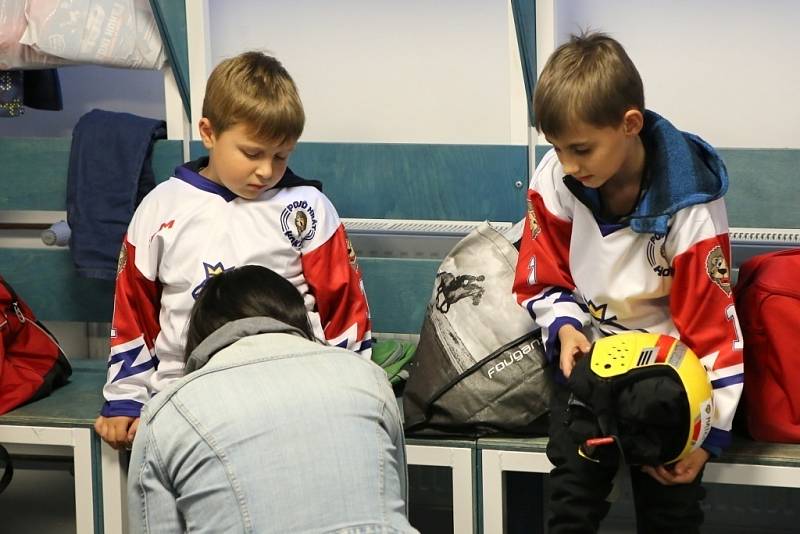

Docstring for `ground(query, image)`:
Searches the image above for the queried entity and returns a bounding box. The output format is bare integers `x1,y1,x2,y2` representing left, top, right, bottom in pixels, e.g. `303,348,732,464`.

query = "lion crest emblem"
706,246,731,296
527,198,541,239
116,245,128,275
345,238,359,269
434,272,486,313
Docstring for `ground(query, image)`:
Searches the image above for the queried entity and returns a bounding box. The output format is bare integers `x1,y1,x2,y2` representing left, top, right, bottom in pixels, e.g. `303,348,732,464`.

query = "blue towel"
629,110,728,235
67,109,166,280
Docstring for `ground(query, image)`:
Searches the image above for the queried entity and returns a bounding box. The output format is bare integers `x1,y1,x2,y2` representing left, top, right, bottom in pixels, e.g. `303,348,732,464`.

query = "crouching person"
127,265,417,534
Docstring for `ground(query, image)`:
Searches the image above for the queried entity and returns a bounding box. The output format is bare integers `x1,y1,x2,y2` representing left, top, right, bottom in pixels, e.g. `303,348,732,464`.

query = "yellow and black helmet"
567,332,713,465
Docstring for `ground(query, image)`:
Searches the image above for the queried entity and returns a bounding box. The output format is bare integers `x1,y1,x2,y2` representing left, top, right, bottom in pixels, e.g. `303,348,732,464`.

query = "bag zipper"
12,302,25,324
1,277,66,357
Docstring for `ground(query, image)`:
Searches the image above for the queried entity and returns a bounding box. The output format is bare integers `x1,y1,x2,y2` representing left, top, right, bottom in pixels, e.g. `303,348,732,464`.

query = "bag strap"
0,444,13,494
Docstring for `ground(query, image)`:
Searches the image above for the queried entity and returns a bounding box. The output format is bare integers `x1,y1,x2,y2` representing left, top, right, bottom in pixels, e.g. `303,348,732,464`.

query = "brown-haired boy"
513,32,743,532
95,51,372,449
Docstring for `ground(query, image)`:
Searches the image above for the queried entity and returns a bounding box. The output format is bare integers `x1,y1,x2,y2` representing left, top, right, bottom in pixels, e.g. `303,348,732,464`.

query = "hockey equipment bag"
735,249,800,442
0,274,72,493
403,221,553,437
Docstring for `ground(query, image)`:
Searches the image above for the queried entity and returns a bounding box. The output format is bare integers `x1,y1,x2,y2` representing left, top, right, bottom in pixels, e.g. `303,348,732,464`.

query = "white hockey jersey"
101,163,372,417
514,141,744,454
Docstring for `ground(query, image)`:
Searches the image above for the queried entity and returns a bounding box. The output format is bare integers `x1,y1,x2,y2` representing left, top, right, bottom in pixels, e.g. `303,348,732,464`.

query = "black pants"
546,386,705,534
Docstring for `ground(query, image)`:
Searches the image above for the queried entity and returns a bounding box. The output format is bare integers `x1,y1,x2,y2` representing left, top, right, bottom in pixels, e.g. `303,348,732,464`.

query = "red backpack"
1,275,72,415
735,249,800,442
1,275,72,493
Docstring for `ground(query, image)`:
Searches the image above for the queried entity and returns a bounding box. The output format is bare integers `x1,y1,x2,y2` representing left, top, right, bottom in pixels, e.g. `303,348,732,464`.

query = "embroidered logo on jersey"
587,300,617,323
280,200,318,249
116,244,128,276
434,271,485,313
149,219,175,243
706,245,731,296
646,234,673,277
526,199,541,239
585,299,642,336
191,262,235,299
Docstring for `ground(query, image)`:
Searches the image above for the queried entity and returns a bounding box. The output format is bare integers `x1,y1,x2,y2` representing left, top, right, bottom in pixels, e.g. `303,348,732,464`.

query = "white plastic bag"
0,0,72,69
19,0,165,69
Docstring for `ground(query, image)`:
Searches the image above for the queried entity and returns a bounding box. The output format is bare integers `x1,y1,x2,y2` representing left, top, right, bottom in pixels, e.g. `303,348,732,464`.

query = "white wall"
554,0,800,149
3,1,798,149
207,0,529,145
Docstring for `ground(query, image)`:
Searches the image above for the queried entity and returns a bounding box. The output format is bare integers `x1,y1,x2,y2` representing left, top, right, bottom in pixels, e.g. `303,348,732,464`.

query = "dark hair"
184,265,314,360
534,31,644,137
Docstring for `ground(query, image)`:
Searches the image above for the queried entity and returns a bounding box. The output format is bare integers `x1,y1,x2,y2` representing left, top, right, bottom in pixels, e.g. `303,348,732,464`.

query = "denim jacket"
128,318,417,534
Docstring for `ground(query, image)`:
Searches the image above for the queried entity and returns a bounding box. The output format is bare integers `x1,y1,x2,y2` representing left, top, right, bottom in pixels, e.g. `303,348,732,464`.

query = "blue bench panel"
718,149,800,229
0,249,114,323
0,138,183,211
0,248,437,335
4,139,799,230
359,257,439,334
191,141,530,222
0,359,106,426
290,142,530,222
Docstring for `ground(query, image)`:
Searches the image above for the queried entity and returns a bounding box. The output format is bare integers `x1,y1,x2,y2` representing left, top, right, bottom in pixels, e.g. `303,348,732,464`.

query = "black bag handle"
0,444,13,494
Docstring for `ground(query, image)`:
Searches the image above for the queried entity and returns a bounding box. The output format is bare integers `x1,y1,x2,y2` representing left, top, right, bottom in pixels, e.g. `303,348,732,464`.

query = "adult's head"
184,265,314,361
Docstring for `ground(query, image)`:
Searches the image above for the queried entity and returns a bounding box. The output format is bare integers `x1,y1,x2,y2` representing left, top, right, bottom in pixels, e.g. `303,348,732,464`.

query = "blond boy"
95,52,372,448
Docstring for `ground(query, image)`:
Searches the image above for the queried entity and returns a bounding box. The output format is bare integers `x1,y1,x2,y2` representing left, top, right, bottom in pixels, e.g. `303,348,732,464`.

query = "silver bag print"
403,221,553,436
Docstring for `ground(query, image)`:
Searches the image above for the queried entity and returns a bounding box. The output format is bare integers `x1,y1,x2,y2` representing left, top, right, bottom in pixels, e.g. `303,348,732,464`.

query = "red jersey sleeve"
302,225,372,358
100,237,162,417
671,221,744,452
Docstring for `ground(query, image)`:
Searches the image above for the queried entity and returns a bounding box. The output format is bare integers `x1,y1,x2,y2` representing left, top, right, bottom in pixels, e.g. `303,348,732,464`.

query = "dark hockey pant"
546,386,705,534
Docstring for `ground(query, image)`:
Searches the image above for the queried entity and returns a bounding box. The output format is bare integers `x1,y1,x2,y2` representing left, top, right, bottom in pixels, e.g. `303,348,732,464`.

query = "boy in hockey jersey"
95,51,372,449
513,32,743,533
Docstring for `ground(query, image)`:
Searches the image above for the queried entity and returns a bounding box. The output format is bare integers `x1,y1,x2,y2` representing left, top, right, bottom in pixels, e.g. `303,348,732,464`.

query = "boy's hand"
558,325,591,378
94,415,140,450
642,448,710,485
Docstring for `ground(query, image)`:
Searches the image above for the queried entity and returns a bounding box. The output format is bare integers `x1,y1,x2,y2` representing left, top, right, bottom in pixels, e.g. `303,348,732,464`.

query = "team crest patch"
646,234,673,277
527,199,541,239
346,238,359,268
705,245,731,296
281,200,318,249
116,245,128,276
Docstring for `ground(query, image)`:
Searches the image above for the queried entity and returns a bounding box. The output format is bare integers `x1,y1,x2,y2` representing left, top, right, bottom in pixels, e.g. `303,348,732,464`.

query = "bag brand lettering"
487,340,539,379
